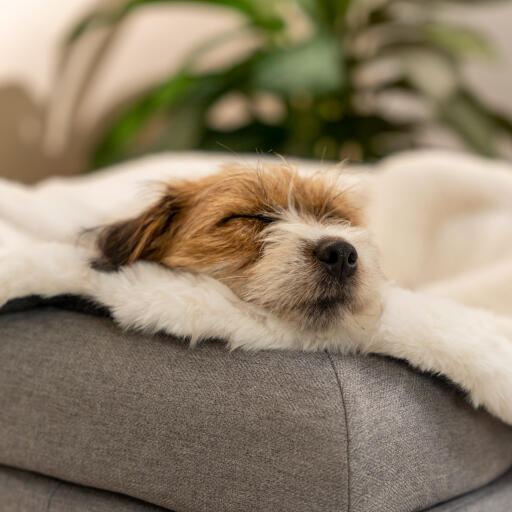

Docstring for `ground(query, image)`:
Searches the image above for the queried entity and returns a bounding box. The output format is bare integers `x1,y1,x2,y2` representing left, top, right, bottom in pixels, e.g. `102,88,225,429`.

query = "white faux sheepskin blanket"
2,151,512,424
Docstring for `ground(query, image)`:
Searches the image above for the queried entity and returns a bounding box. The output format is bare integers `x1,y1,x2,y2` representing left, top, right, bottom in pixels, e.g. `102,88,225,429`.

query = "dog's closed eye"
219,214,275,226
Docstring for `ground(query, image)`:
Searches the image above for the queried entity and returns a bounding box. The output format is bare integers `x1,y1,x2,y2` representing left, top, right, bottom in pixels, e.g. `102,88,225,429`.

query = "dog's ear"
92,188,183,271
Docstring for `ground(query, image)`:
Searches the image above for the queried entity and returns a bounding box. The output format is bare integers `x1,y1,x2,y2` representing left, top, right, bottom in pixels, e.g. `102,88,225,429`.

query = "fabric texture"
329,356,512,512
1,307,512,512
0,308,349,512
0,465,168,512
426,468,512,511
2,465,512,512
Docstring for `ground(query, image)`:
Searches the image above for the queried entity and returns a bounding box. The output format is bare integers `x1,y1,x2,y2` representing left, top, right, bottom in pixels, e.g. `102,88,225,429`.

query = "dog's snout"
314,239,358,279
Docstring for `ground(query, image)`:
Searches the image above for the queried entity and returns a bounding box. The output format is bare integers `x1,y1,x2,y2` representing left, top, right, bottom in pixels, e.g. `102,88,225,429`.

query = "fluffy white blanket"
1,150,512,424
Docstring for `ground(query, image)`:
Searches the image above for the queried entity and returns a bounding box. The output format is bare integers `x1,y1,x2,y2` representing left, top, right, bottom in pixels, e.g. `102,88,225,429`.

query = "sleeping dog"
1,152,512,423
92,165,383,332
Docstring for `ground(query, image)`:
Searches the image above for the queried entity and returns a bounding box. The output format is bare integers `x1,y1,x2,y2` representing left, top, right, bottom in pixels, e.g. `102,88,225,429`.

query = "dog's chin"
297,299,347,331
264,295,350,332
233,273,358,332
292,277,358,331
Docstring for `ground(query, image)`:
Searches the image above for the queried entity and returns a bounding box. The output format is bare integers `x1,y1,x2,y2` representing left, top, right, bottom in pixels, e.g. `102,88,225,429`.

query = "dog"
1,151,512,423
92,165,384,332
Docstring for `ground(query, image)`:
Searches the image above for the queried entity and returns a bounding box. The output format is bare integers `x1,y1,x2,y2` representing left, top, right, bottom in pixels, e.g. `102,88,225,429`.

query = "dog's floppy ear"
92,188,182,271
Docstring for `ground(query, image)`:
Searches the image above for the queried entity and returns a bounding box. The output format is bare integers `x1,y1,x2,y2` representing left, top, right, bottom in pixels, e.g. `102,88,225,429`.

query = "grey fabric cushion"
0,465,168,512
2,466,512,512
1,307,512,512
427,468,512,511
328,357,512,512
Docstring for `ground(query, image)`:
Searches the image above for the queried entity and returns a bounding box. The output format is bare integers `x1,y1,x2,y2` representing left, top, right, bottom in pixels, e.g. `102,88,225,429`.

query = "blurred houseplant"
69,0,512,168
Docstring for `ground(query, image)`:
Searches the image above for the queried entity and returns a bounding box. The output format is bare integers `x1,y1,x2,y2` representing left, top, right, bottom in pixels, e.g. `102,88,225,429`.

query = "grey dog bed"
1,297,512,511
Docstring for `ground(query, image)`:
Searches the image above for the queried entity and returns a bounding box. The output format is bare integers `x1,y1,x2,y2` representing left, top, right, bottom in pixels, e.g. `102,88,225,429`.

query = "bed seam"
45,481,61,512
327,351,351,512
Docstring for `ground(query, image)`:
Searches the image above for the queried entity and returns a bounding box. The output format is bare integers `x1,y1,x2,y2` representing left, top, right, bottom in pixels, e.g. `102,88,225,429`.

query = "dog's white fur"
2,150,512,423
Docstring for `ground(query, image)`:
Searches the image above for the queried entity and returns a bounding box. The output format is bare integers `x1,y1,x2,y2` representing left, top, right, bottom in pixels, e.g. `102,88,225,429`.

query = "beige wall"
0,0,97,101
0,1,240,181
1,1,240,124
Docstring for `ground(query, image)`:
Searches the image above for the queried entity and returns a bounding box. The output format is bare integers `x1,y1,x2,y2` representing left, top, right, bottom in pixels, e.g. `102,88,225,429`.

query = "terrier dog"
92,166,383,332
1,152,512,423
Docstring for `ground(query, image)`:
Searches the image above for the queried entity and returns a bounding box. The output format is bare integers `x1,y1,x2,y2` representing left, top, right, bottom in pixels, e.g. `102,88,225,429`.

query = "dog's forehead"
186,165,360,221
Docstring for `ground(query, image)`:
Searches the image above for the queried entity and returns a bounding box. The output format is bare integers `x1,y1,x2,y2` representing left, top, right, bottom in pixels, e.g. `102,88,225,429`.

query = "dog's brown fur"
95,165,362,272
94,164,371,329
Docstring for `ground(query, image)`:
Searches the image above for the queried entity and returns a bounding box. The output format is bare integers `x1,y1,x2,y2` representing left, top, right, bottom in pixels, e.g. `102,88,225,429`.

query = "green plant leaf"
440,92,499,156
423,22,493,58
83,0,512,168
92,72,225,167
296,0,350,27
456,88,512,133
400,48,458,100
252,34,344,95
68,0,285,43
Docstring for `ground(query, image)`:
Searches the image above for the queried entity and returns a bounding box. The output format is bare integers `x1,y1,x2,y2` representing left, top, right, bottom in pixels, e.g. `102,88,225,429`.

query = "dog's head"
94,164,383,330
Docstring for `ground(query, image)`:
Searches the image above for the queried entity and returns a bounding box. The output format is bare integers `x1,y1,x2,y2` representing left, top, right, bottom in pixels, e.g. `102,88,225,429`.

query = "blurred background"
2,0,512,183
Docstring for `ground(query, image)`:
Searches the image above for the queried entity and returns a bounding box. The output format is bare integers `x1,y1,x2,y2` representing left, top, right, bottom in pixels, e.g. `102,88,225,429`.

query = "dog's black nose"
314,239,358,279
